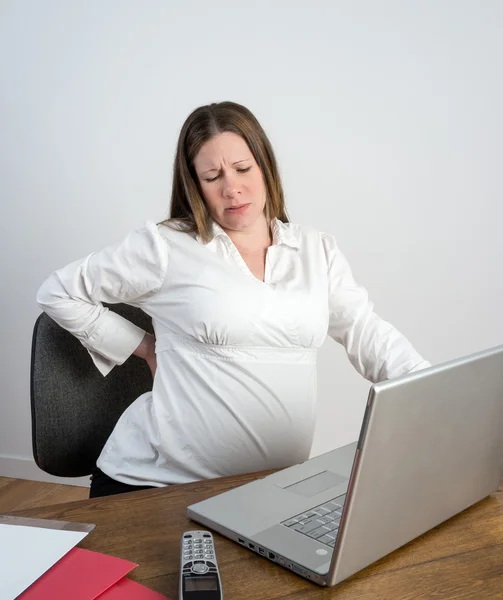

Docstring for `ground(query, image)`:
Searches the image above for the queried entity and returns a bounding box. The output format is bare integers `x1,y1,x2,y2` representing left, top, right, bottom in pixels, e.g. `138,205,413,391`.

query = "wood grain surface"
7,472,503,599
0,477,88,512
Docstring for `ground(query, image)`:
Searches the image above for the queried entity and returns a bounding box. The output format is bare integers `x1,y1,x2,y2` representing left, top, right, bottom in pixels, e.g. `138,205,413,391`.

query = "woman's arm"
133,332,157,378
322,233,430,383
37,221,168,376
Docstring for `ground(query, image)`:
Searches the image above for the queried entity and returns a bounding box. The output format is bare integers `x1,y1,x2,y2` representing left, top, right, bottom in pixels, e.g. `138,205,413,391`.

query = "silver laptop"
187,345,503,586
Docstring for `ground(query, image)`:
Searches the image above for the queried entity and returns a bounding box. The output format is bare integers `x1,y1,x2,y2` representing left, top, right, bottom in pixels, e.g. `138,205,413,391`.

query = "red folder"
20,547,137,599
98,577,170,599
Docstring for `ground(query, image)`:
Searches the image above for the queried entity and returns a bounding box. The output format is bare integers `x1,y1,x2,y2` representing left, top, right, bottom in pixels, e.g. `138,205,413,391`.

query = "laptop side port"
258,547,265,556
268,552,276,560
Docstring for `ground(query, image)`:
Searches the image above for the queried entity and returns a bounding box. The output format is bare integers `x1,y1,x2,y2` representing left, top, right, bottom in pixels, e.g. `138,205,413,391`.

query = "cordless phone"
179,530,223,599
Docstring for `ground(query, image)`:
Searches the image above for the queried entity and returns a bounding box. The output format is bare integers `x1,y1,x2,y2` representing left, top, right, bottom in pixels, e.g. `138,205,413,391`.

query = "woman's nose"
222,173,240,198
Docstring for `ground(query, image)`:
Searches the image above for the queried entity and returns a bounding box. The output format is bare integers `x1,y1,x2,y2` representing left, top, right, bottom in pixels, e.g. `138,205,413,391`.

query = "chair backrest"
30,303,154,478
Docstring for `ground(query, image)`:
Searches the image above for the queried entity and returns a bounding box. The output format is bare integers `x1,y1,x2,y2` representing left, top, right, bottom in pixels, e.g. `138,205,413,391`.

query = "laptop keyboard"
281,494,346,548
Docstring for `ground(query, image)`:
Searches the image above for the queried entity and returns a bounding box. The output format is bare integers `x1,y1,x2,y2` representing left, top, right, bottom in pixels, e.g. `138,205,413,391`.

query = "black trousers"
89,467,155,498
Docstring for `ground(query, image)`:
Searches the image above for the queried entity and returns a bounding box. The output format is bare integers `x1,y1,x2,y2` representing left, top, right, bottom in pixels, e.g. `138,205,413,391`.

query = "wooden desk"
11,472,503,599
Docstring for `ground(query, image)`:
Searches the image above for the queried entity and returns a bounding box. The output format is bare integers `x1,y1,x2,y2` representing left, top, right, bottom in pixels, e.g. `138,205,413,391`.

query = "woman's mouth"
225,203,250,214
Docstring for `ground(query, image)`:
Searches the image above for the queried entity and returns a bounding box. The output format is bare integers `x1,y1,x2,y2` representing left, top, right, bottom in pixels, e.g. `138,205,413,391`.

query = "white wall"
1,0,502,485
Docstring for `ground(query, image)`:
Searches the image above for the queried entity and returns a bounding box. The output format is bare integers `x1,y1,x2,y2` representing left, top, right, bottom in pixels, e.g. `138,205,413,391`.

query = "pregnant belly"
153,354,318,478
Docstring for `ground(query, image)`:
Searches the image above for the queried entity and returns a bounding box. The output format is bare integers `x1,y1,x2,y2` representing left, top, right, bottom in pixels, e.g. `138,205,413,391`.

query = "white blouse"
37,219,430,486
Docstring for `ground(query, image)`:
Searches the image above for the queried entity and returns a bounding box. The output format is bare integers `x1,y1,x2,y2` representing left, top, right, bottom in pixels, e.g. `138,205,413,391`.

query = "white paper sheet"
0,523,88,600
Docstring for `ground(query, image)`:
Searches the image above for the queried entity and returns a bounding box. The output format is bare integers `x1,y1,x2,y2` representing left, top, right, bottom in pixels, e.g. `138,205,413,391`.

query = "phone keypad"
182,532,217,573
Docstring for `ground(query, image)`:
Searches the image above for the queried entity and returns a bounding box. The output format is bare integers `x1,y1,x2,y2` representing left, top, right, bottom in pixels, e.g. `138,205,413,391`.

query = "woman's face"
193,132,267,233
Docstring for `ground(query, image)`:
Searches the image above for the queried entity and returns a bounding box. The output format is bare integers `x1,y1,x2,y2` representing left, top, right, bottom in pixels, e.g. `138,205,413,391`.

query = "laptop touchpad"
279,470,348,498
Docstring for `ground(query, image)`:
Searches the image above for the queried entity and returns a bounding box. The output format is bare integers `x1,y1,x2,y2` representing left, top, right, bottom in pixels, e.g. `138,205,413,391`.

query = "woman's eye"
203,166,251,182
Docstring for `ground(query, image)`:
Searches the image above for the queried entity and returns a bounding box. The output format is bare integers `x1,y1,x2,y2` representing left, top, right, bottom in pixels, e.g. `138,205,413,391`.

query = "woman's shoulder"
155,220,203,253
156,218,194,237
276,220,337,249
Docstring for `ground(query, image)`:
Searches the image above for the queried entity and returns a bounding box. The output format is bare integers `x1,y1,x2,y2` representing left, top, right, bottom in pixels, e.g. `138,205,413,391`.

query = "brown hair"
164,101,288,242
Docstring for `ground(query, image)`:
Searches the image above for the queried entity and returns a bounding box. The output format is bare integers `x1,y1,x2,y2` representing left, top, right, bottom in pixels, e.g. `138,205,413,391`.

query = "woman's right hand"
134,332,157,379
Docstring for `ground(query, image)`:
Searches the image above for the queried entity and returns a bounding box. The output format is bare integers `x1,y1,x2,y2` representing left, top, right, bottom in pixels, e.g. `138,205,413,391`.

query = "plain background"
1,0,501,486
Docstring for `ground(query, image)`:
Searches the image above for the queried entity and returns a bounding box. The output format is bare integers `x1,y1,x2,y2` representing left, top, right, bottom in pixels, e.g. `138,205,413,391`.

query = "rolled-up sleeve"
322,233,430,383
36,221,169,376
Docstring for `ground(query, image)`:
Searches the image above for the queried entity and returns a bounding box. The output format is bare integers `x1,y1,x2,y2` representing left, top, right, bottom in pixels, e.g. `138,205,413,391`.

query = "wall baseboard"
0,455,90,487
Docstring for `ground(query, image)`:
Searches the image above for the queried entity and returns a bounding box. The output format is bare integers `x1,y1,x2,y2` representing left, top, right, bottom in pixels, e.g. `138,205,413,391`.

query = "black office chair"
30,304,154,478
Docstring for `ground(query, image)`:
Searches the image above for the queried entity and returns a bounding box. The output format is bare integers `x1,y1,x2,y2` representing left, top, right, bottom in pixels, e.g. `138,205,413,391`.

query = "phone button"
192,564,209,574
